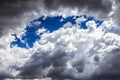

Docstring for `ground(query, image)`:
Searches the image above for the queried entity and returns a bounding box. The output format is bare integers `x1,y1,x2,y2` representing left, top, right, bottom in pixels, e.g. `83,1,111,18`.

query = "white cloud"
75,16,86,24
17,19,120,79
36,28,47,35
0,29,34,77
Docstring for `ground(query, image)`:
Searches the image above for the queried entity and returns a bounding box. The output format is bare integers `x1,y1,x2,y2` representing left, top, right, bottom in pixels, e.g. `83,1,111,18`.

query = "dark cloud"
0,72,13,79
43,0,120,26
0,0,120,37
18,48,120,80
44,0,112,12
18,50,69,79
18,49,89,79
91,48,120,80
0,0,42,37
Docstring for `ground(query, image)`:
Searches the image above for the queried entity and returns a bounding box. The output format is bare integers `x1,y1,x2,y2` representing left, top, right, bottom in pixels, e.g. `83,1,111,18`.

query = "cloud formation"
0,0,43,37
44,0,112,12
0,0,120,37
0,0,120,79
11,19,120,79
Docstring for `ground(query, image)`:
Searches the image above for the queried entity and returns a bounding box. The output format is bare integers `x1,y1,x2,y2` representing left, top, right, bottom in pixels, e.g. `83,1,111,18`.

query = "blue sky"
10,15,103,48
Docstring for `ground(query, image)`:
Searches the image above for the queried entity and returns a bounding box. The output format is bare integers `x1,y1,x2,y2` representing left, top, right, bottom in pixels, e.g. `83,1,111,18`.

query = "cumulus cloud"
15,19,120,79
0,15,120,79
0,0,120,79
0,30,34,78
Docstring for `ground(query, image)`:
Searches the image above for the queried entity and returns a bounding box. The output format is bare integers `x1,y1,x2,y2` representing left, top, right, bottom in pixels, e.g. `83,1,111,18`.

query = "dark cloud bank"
0,0,120,80
0,0,40,36
0,0,120,36
18,49,120,80
44,0,112,12
0,0,116,36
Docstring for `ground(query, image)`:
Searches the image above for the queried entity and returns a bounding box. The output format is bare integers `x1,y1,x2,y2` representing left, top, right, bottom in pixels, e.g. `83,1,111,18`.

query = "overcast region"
0,0,120,36
0,0,120,80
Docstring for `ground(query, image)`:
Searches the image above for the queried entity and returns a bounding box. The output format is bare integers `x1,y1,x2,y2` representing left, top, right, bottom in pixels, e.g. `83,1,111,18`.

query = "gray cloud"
0,72,13,79
0,0,120,79
0,0,42,37
18,50,73,79
91,48,120,80
0,0,120,37
44,0,112,13
112,0,120,25
18,50,90,79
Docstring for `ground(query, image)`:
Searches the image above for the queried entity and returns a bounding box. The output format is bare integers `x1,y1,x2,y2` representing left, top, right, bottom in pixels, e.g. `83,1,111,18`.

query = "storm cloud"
0,0,120,80
0,0,120,37
44,0,112,12
0,0,43,37
91,49,120,80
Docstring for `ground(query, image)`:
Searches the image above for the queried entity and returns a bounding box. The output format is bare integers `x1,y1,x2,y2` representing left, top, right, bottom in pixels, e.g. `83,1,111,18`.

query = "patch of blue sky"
80,15,103,29
10,15,103,48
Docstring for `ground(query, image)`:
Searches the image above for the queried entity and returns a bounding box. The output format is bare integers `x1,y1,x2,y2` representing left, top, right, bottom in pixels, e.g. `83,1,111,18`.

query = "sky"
0,0,120,80
10,16,103,48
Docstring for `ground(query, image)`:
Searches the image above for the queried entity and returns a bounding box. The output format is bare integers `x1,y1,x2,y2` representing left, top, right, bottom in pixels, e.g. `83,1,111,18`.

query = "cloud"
16,19,120,79
43,0,113,19
91,49,120,79
44,0,112,12
0,15,120,79
0,0,120,79
0,0,119,38
111,0,120,25
0,0,43,37
0,30,34,78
